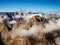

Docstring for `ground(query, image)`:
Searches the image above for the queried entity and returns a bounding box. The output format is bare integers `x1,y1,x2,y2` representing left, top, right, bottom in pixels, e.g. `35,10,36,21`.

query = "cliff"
0,15,60,45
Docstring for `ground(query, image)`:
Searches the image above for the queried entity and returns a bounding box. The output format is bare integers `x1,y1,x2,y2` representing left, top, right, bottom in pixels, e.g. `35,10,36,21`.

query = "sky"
0,0,60,13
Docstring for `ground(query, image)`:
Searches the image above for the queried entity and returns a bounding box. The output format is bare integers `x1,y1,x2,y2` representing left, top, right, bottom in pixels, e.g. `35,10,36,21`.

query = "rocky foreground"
0,15,60,45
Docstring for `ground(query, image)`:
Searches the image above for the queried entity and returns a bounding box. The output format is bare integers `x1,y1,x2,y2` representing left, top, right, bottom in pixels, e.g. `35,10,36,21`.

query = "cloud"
9,25,40,37
42,19,60,33
8,20,17,24
7,13,60,38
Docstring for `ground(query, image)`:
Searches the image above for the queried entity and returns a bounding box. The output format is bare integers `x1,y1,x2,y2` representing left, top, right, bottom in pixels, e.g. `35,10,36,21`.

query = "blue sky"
0,0,60,13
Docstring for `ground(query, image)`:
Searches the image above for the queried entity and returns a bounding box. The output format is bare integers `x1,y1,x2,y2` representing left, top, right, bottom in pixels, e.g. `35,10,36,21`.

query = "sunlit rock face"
0,24,9,45
3,36,31,45
0,13,60,45
0,24,31,45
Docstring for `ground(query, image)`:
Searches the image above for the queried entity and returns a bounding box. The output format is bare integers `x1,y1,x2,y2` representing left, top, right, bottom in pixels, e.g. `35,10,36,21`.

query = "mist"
9,25,40,37
8,18,60,37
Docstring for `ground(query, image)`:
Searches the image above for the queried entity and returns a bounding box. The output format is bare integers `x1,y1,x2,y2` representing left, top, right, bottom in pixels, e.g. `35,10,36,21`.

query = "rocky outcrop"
0,15,60,45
